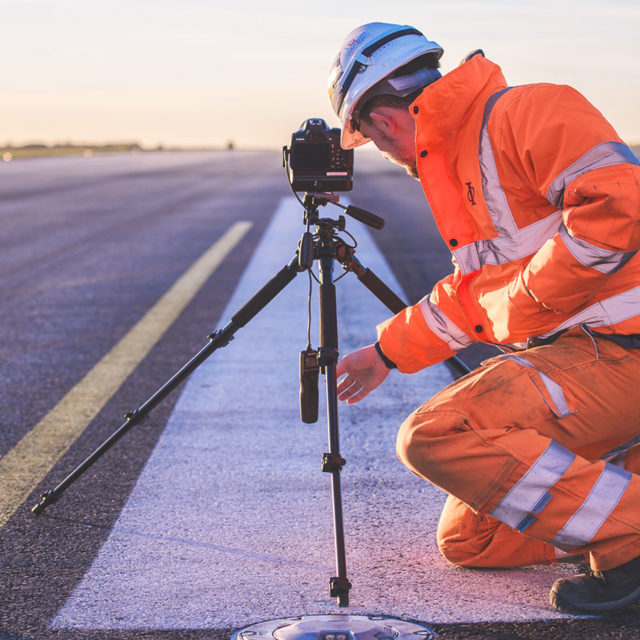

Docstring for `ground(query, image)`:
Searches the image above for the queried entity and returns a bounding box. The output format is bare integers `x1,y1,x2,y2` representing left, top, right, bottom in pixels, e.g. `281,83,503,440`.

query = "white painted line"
52,197,575,630
0,222,252,528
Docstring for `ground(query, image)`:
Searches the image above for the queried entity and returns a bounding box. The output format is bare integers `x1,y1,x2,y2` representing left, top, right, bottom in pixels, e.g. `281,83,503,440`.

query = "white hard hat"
328,22,443,149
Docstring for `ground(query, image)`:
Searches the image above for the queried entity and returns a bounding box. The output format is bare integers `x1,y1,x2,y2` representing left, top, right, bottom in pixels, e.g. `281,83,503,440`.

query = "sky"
2,0,639,149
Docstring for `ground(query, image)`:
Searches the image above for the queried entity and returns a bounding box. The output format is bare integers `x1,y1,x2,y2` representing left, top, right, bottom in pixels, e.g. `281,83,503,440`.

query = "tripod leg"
317,252,352,607
347,253,471,378
32,254,303,515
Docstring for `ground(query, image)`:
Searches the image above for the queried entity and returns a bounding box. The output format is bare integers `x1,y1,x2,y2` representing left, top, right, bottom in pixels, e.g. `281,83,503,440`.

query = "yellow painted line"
0,221,252,528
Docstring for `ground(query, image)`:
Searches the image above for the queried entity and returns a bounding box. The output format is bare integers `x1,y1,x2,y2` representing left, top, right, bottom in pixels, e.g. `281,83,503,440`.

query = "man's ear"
368,109,397,135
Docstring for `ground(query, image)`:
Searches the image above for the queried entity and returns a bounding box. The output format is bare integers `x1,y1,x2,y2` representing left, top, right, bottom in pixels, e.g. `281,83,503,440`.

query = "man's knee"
396,406,467,481
396,410,434,475
437,527,486,567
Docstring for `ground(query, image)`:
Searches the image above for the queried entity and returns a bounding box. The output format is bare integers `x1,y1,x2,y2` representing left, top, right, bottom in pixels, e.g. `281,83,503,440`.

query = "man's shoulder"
493,82,589,114
486,81,601,135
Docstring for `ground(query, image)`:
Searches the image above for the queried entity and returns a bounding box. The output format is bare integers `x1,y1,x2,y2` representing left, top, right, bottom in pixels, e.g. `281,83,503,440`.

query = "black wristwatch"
374,341,397,369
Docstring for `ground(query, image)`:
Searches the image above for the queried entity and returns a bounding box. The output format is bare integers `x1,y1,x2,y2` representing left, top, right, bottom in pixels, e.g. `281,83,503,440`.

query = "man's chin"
382,153,419,178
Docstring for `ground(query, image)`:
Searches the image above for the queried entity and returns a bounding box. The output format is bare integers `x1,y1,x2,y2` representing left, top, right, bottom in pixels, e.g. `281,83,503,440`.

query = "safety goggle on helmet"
328,23,443,149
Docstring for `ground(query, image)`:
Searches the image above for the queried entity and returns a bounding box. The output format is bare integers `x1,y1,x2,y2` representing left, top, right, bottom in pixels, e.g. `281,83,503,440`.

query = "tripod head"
297,193,370,272
300,192,386,231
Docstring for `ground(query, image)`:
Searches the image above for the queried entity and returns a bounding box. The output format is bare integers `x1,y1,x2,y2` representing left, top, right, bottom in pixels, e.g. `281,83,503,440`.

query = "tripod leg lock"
322,452,346,473
317,346,339,367
123,408,146,423
207,329,235,347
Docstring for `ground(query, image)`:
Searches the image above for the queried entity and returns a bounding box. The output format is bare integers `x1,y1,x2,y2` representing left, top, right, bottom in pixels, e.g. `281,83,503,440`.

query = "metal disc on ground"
231,614,437,640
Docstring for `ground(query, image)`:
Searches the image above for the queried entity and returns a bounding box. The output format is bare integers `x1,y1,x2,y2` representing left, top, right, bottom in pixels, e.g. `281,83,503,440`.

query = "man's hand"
336,343,391,404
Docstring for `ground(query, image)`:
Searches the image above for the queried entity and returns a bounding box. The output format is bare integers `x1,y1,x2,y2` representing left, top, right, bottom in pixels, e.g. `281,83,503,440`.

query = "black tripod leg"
317,252,351,607
348,254,471,378
32,254,302,515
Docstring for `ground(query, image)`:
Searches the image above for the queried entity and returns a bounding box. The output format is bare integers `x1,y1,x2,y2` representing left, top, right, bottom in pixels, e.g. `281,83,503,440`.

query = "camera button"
420,150,428,158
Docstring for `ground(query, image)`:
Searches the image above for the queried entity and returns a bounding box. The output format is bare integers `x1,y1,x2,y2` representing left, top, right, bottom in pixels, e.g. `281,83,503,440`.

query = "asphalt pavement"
0,151,638,639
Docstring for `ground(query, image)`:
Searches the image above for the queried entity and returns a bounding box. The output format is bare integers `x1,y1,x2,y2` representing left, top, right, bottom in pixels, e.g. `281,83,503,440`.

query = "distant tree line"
1,142,145,160
1,141,237,161
2,142,143,152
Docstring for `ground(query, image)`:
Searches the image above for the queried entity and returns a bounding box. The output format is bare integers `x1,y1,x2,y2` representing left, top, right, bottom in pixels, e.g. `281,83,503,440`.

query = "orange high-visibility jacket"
377,55,640,373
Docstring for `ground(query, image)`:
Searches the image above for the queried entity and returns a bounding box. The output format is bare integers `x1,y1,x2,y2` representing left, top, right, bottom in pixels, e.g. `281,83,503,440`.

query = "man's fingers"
346,386,369,405
337,374,372,404
337,375,359,401
336,372,355,390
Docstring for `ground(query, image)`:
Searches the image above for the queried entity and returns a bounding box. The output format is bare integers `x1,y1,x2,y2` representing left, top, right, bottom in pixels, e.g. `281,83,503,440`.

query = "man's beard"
383,152,419,180
406,165,419,180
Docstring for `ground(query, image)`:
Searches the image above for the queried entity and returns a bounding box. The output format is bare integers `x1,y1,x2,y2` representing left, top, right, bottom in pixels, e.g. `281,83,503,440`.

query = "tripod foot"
330,576,352,606
31,490,56,515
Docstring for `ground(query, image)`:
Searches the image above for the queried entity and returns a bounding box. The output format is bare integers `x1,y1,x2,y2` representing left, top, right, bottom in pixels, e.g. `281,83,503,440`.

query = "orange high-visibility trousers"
396,328,640,571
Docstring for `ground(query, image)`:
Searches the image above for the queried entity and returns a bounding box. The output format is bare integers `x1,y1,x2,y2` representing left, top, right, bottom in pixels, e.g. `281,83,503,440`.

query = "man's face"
357,107,419,179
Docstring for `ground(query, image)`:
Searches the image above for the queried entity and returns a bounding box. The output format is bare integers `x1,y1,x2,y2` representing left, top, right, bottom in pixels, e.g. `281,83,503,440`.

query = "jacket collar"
411,56,508,148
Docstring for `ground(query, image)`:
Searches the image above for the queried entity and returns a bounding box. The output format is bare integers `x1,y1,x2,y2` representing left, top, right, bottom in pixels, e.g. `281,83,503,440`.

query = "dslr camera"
284,118,354,193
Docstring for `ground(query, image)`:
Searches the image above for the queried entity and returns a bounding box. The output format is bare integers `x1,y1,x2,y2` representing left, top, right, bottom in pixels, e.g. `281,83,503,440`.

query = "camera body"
285,118,353,192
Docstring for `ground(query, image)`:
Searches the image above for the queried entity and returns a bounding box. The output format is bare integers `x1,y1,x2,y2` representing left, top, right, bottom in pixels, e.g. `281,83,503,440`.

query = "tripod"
31,193,470,607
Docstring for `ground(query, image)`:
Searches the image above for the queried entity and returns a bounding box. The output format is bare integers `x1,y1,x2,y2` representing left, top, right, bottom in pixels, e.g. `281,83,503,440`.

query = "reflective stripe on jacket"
377,55,640,373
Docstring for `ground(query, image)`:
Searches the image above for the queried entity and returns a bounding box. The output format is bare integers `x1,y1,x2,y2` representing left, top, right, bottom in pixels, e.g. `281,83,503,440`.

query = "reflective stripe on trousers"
490,440,632,550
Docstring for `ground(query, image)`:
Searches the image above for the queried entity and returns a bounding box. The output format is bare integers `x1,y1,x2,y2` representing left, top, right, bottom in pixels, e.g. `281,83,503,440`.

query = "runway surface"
1,151,638,640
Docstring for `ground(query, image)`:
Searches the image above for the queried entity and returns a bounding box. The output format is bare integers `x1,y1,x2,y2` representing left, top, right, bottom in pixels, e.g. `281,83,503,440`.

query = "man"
329,22,640,614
